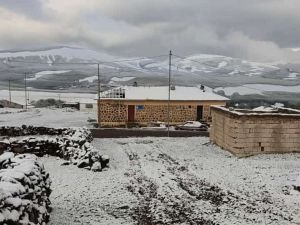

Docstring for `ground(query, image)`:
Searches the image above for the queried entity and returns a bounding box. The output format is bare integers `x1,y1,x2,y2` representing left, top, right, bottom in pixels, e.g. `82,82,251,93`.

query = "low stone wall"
0,126,109,171
0,152,51,225
210,106,300,157
0,126,67,137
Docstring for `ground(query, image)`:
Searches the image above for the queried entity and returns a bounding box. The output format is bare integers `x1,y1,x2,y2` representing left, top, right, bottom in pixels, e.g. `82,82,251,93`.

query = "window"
85,104,93,109
136,105,144,110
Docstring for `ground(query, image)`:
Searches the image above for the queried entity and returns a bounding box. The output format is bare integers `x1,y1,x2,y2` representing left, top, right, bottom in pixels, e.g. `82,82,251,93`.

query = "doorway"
197,105,203,121
128,105,135,122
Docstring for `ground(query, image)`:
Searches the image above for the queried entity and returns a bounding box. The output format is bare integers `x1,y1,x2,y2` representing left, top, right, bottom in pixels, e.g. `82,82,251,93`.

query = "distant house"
0,100,24,109
79,99,97,116
98,86,229,127
62,102,80,110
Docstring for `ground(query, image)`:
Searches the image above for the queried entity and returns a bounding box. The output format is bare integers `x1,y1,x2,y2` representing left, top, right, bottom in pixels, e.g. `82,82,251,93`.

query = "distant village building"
210,106,300,157
62,102,80,110
79,99,97,116
98,86,228,127
0,99,24,109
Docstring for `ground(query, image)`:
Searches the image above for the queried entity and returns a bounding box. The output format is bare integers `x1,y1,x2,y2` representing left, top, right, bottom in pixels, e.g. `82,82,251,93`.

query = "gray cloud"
0,0,45,19
0,0,299,62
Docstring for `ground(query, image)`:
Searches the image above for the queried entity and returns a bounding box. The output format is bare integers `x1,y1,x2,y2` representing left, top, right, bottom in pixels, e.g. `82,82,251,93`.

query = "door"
197,105,203,121
128,105,135,122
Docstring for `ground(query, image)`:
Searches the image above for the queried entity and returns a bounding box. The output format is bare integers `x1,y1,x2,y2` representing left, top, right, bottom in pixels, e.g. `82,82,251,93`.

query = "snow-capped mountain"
0,46,300,94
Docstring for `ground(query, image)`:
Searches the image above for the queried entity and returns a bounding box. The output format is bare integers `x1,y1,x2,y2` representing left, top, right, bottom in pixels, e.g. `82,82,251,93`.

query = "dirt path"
43,137,300,225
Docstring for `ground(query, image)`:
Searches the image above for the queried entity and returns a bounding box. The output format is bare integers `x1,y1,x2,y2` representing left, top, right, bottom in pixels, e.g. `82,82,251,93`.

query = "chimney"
200,85,205,92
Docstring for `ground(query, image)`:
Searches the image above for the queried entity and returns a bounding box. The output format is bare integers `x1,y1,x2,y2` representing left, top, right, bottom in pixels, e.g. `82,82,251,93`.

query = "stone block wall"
135,104,196,123
210,106,300,157
98,100,225,127
98,101,127,126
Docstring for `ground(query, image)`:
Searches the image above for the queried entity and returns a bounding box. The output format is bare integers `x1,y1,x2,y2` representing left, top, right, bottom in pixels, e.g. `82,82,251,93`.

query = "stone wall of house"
98,100,225,126
98,101,127,126
210,106,300,157
135,104,197,123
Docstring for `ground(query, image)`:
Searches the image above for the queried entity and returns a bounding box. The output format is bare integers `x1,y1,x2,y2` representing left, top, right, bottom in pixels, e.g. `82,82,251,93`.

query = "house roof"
100,86,229,101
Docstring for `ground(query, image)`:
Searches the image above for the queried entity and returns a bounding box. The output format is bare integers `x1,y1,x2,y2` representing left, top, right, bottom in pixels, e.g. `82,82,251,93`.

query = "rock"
118,204,130,210
91,162,102,172
77,159,90,168
101,155,110,168
89,151,102,164
61,161,71,166
293,175,300,192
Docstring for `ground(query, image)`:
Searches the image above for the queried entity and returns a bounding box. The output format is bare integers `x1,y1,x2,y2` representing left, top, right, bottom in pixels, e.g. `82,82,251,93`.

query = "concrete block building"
210,106,300,157
98,86,228,127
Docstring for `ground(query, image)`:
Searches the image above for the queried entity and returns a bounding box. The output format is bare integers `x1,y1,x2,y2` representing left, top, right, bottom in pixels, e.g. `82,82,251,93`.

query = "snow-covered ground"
26,70,71,81
42,137,300,225
0,90,95,104
79,75,98,83
215,84,300,96
108,76,136,86
0,108,95,127
1,108,299,224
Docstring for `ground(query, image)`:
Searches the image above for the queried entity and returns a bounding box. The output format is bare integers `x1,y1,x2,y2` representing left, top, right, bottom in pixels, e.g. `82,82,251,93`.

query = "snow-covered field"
26,70,71,81
42,137,300,225
1,108,299,224
0,90,95,105
108,76,136,86
0,108,95,127
215,84,300,96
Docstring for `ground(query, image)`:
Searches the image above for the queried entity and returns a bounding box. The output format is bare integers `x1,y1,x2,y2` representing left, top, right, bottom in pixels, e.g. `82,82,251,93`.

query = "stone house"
79,99,97,117
210,106,300,157
98,86,228,127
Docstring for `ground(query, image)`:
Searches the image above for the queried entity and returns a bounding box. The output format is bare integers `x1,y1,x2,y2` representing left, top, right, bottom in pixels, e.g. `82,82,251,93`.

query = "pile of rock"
0,152,51,225
0,127,109,171
0,125,67,137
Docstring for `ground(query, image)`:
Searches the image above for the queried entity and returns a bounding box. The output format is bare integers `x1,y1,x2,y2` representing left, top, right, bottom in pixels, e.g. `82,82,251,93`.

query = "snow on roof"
100,86,229,101
212,106,300,116
252,106,277,112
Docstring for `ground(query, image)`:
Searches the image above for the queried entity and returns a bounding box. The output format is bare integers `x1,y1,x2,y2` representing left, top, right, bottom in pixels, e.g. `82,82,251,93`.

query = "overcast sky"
0,0,299,61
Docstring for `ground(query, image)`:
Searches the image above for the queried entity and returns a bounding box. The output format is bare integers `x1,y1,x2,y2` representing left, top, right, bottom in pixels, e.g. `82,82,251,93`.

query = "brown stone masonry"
98,100,226,127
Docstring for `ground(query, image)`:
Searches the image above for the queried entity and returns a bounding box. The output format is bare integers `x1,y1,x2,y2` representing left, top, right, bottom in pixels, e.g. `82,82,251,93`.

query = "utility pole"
167,50,172,137
97,63,101,127
24,72,28,110
8,80,11,105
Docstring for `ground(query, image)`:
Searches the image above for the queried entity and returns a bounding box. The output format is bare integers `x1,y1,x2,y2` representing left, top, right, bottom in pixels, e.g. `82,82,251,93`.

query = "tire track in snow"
150,145,296,225
123,141,218,225
123,139,296,225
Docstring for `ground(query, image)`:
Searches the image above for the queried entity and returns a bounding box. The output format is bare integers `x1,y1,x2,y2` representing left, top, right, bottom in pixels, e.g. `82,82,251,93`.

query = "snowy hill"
0,46,300,100
0,46,115,63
